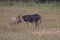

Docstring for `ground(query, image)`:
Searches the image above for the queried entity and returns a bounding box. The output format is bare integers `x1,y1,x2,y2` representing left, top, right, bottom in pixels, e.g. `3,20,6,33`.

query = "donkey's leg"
35,21,37,30
37,22,40,30
26,22,29,28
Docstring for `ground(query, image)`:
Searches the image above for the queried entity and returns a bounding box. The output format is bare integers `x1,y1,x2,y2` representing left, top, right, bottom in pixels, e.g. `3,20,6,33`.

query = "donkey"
9,14,41,29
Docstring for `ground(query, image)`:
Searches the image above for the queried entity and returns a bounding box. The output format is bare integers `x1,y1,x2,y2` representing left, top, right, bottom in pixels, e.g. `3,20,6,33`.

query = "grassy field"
0,2,60,9
0,7,60,40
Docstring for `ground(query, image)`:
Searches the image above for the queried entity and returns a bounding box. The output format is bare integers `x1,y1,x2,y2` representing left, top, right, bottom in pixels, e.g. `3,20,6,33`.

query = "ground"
0,7,60,40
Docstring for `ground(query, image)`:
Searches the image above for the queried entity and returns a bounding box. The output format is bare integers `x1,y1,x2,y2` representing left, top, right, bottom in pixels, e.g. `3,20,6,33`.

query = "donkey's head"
16,13,23,23
9,13,23,25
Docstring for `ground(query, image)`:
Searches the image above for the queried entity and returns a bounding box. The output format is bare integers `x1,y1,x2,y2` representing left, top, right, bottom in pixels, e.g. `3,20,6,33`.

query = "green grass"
0,2,60,9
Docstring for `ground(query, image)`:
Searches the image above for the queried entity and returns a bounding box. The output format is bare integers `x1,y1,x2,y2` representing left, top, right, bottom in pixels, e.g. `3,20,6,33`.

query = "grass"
0,1,60,9
0,7,60,40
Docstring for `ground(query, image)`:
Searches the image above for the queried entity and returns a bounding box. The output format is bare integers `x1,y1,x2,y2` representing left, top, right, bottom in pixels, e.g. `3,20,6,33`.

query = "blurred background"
0,0,60,40
0,0,60,8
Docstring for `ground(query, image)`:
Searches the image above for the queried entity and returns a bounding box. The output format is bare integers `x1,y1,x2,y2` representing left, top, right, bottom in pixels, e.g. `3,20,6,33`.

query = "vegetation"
0,0,60,9
0,0,60,40
0,8,60,40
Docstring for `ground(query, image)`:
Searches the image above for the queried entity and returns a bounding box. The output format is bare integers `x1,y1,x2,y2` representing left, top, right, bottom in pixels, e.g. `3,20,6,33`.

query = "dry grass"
0,7,60,40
